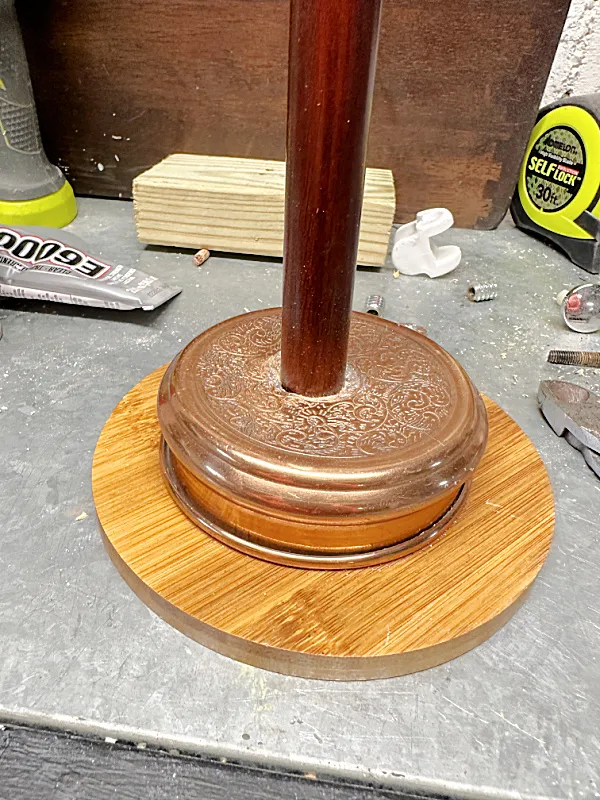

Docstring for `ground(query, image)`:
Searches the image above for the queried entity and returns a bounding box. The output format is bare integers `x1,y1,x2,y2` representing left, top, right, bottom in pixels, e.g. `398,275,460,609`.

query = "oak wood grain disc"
92,367,554,680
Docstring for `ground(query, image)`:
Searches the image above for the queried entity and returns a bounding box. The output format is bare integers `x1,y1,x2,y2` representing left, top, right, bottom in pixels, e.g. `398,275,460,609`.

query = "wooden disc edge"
100,528,531,680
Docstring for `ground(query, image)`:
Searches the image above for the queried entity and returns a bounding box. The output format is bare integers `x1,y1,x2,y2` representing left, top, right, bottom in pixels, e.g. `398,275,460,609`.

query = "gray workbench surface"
1,198,598,800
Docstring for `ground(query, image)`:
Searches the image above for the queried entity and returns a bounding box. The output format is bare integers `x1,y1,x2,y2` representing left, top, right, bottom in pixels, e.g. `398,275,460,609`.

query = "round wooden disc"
93,367,554,680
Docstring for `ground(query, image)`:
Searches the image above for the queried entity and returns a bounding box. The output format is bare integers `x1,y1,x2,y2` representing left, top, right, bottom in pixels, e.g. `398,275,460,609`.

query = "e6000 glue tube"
0,226,181,311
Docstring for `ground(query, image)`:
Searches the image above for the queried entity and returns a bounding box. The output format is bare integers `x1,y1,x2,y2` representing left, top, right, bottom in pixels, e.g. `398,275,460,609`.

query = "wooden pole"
280,0,383,396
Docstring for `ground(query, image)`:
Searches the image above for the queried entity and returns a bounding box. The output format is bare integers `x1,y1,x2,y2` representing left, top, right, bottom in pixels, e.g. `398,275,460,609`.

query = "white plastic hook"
391,208,461,278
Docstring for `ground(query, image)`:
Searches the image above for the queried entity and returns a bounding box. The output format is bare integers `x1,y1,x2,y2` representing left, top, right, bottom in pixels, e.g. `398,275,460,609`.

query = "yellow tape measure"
511,95,600,273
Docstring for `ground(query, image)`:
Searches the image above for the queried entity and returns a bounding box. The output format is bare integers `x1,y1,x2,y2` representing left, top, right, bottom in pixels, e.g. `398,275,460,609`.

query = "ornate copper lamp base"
157,309,488,568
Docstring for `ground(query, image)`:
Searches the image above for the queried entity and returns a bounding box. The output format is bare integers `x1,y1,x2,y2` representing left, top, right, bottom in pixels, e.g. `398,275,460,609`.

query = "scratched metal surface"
0,198,598,800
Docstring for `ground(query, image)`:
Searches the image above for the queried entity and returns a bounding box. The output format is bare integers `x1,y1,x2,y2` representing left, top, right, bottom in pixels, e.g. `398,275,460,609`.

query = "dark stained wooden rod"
280,0,383,396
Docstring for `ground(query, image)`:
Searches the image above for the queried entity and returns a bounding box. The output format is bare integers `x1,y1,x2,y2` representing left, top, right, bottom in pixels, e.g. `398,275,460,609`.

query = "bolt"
364,294,385,316
467,282,497,302
547,350,600,368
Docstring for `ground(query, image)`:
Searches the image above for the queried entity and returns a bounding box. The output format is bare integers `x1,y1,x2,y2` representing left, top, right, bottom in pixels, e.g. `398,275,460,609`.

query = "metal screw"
467,282,497,302
547,350,600,368
364,294,385,316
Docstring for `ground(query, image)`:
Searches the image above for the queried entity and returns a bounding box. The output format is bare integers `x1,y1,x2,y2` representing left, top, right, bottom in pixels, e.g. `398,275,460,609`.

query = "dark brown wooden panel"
17,0,570,228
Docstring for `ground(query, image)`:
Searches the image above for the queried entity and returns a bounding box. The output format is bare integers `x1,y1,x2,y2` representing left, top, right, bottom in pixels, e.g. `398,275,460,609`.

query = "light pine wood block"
133,154,395,266
93,366,555,681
